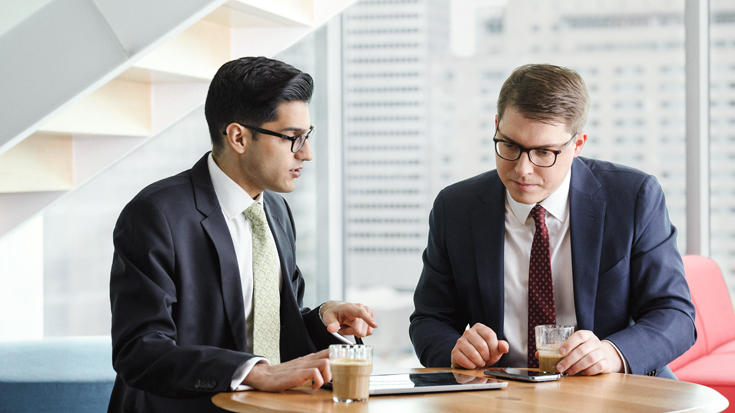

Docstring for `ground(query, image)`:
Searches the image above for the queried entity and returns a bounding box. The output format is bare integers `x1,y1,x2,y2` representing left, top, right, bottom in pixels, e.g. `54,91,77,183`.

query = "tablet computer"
324,371,507,396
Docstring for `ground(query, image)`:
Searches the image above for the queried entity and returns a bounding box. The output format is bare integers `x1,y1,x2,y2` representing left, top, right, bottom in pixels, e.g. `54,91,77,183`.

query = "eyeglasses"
493,128,578,168
224,124,314,153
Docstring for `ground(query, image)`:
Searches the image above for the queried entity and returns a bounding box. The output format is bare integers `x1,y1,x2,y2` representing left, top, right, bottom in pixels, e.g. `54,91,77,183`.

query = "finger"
559,330,593,356
321,307,340,330
323,304,378,332
340,318,368,337
474,324,506,362
309,367,325,390
560,338,602,375
322,358,332,384
456,336,489,367
352,318,368,337
566,351,605,376
326,321,341,334
451,347,480,369
463,330,492,363
487,338,509,365
347,306,378,328
577,358,609,376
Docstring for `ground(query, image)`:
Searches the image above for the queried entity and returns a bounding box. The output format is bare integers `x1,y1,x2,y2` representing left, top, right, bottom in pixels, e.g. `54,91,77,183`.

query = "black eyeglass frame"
223,124,314,153
492,128,579,168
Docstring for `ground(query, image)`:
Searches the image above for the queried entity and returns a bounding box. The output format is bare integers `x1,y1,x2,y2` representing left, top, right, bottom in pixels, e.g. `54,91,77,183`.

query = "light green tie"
245,202,281,364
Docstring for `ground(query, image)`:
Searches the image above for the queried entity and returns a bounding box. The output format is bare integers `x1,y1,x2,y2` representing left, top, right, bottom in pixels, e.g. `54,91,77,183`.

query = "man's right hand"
242,349,331,392
450,323,509,369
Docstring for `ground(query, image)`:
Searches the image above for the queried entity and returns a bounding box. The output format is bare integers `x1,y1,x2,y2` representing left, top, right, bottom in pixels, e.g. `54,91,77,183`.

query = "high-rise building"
341,0,451,290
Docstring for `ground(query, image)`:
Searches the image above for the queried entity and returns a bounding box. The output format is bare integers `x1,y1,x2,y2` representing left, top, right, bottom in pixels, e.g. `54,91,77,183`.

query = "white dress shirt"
207,154,282,390
502,169,576,368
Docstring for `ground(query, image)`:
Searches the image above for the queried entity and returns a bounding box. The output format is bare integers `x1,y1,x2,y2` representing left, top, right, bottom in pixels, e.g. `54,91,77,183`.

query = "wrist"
601,340,625,373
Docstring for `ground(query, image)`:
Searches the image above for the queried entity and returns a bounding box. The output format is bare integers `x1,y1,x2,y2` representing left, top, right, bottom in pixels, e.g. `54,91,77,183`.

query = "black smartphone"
483,367,561,382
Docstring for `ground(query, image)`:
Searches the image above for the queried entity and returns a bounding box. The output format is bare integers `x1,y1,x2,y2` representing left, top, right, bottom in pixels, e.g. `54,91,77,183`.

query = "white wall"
0,215,44,341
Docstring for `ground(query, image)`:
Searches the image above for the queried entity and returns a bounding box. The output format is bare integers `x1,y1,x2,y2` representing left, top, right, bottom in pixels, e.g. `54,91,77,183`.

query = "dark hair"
205,56,313,151
497,64,589,133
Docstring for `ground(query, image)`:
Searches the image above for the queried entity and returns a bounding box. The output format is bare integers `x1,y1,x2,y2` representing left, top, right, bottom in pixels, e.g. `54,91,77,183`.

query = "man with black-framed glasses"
410,64,695,380
109,56,377,413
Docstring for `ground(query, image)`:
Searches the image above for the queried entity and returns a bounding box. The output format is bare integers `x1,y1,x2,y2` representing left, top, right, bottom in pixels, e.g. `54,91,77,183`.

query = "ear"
495,114,499,129
572,131,588,158
223,123,251,155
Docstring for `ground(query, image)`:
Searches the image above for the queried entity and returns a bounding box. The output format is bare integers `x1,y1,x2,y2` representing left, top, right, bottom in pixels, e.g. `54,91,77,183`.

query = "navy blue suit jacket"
108,153,341,412
409,157,696,378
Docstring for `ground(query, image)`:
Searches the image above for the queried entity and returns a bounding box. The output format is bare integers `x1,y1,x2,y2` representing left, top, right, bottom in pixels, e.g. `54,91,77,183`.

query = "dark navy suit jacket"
108,153,341,412
409,157,696,378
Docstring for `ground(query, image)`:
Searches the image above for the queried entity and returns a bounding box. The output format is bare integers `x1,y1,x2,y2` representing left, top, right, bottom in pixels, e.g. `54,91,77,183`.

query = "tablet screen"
367,371,507,395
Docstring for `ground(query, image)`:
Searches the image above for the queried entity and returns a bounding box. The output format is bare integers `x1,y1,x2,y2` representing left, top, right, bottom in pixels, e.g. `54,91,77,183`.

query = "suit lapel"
569,159,606,332
191,153,248,352
472,172,507,338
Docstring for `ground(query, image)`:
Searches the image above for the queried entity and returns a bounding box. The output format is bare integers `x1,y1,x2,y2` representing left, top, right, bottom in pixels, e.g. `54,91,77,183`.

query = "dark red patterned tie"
527,204,556,368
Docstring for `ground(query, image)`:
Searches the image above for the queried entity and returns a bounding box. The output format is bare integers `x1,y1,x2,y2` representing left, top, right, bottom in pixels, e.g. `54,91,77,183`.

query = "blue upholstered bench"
0,336,115,413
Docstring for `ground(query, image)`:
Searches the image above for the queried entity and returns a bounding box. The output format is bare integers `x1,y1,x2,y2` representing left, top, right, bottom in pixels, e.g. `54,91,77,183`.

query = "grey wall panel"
0,0,127,152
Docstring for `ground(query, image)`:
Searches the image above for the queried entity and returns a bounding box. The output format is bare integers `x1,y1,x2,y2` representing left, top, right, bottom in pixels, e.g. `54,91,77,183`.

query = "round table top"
211,368,730,413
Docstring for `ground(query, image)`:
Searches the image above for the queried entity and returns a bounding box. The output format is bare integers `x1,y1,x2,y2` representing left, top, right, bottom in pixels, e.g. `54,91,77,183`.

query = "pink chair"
669,255,735,412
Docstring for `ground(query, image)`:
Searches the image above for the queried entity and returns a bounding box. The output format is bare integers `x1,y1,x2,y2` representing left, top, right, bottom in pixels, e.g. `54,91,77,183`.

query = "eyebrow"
496,130,566,150
278,126,312,135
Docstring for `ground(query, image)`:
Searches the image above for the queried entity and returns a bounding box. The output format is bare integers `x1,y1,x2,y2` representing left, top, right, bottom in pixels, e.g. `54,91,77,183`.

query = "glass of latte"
535,325,575,373
329,344,373,403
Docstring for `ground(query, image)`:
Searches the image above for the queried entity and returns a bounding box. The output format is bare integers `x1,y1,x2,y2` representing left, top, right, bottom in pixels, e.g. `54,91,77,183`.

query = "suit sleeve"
278,196,343,350
110,198,251,398
409,191,471,367
603,175,696,375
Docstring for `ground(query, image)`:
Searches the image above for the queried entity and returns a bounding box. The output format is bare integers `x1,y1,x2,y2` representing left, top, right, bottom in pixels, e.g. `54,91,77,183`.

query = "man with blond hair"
410,64,695,378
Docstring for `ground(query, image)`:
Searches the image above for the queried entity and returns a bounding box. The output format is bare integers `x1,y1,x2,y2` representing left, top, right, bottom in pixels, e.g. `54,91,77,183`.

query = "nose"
296,138,313,161
514,151,535,176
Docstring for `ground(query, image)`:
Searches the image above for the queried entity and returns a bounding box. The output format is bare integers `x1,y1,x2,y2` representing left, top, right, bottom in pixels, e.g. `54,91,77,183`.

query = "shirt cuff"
230,357,268,391
602,340,630,374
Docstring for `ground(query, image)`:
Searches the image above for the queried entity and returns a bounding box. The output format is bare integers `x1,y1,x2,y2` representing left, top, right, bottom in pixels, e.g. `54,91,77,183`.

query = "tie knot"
531,204,546,226
245,202,267,224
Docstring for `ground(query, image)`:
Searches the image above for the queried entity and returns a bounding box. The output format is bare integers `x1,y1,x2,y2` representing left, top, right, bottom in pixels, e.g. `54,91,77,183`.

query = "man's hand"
451,323,509,369
242,349,331,392
319,301,377,337
550,330,624,375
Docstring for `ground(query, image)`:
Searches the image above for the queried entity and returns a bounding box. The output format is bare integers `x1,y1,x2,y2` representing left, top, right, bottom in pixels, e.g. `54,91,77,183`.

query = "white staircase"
0,0,356,238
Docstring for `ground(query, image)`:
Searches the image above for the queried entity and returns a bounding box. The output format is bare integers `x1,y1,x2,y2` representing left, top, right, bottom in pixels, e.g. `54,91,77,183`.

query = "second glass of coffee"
535,325,575,373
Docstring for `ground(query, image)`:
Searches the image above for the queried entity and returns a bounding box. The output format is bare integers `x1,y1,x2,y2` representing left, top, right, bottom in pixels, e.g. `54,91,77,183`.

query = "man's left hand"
320,301,377,338
541,330,624,375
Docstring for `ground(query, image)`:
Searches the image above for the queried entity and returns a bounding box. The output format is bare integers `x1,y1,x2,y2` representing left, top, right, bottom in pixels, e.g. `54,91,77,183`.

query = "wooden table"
212,368,730,413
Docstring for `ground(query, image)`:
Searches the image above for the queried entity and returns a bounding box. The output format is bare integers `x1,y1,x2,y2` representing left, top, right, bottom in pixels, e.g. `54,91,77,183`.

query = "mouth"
511,180,537,191
290,167,302,178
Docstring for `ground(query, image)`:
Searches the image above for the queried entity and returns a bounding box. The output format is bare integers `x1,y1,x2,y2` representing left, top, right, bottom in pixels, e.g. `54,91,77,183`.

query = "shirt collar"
506,168,572,225
207,153,262,220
